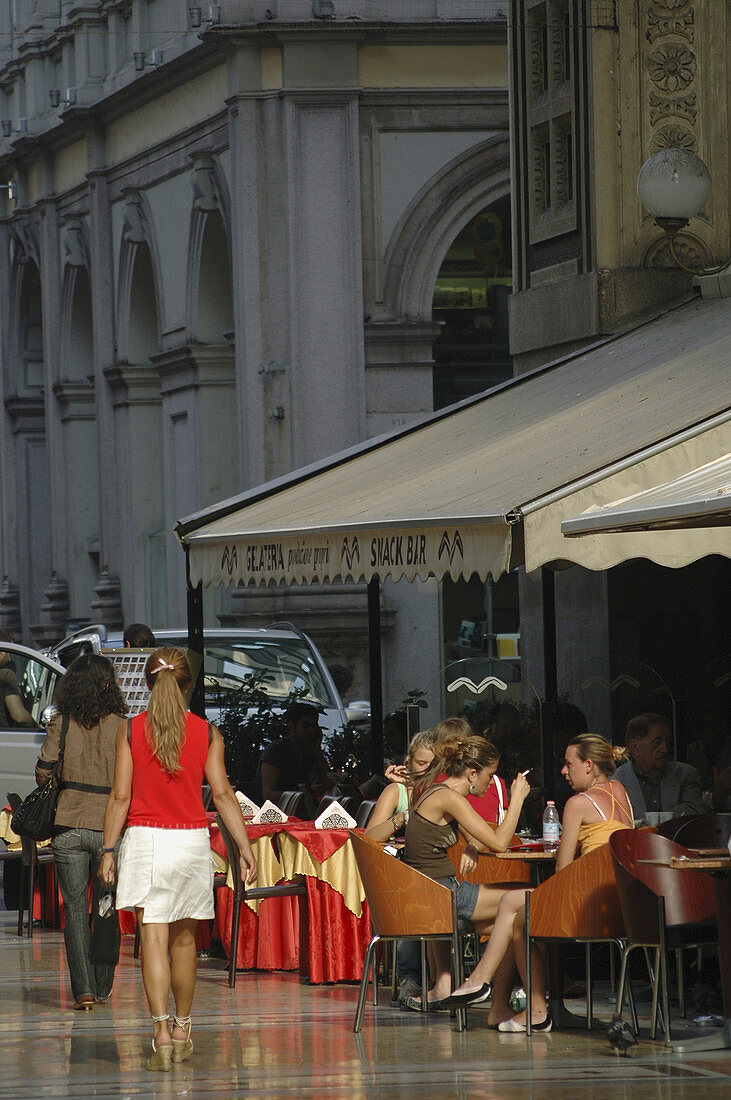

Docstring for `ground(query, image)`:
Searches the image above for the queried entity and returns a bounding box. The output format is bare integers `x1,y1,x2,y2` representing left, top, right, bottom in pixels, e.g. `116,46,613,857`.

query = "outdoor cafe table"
640,852,731,1053
478,843,557,886
210,820,371,983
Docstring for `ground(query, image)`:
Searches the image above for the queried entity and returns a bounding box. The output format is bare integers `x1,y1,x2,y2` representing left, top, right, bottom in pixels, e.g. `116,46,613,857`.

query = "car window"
5,652,63,725
202,641,334,707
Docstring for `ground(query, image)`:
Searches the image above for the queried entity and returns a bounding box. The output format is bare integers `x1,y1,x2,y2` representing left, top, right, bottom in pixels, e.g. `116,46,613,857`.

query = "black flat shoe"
443,982,492,1007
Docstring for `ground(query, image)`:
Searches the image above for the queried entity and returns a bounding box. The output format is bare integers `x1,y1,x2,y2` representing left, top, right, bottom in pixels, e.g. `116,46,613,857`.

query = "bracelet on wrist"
102,847,115,853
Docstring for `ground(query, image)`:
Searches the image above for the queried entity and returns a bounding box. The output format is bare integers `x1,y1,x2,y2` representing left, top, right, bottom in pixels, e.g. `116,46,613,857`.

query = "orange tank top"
576,781,634,856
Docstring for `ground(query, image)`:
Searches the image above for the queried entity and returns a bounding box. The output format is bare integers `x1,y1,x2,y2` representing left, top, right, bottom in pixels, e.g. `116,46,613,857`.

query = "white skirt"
116,826,214,923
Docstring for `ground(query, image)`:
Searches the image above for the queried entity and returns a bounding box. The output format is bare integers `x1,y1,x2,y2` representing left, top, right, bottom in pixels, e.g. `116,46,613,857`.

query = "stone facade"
508,0,730,371
0,3,510,706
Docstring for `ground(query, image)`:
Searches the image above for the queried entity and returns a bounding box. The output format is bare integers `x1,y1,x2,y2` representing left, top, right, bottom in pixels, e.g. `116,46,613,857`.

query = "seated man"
257,702,333,806
0,629,36,728
614,712,703,818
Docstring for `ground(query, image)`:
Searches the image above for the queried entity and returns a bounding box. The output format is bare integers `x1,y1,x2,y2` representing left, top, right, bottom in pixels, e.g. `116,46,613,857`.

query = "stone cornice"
4,393,46,433
53,379,96,420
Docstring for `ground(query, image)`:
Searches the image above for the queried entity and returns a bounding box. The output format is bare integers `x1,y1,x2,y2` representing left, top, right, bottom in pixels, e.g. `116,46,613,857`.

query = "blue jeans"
52,828,116,1001
397,939,422,984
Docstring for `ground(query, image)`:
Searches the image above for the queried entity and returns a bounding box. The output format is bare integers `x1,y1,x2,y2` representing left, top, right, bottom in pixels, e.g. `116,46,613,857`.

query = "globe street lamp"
637,148,728,275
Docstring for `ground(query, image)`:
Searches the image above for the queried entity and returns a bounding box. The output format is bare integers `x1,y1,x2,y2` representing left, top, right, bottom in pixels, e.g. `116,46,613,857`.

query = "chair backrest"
354,800,377,829
278,790,304,816
215,815,243,900
654,815,700,840
609,828,717,941
529,842,624,939
349,830,454,937
673,813,731,850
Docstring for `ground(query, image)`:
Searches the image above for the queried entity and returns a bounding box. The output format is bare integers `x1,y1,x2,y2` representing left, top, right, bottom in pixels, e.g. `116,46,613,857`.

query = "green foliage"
323,721,372,784
399,688,428,710
216,670,309,790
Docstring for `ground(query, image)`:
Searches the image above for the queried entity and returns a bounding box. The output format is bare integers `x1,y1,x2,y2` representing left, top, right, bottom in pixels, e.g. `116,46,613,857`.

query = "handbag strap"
54,713,70,781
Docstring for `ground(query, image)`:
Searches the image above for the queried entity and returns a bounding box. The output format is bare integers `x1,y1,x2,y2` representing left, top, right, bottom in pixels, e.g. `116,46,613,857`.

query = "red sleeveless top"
127,711,210,829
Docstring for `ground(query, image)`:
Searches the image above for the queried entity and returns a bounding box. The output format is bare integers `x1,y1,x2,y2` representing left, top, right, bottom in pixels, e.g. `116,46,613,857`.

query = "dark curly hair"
53,654,128,728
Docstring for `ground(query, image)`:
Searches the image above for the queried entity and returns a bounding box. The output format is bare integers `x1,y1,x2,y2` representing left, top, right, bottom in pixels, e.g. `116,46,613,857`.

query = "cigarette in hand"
520,769,530,777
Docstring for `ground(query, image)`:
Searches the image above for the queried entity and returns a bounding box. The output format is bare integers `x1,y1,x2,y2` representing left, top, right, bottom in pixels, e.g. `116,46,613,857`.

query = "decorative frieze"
642,1,706,267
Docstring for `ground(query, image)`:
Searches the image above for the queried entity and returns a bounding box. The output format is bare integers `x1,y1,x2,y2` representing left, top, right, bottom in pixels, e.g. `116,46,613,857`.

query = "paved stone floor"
0,909,729,1099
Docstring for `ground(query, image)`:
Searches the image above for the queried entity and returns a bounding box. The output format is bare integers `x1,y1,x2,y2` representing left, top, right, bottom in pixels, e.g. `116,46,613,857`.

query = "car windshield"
162,637,335,708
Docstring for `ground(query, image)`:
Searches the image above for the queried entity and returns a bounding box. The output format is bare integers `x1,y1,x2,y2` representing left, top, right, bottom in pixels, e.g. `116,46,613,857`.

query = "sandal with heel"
146,1014,173,1072
171,1014,194,1063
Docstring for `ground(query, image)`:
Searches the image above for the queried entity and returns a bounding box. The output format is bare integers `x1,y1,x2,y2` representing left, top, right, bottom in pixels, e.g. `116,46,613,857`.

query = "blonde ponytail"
144,647,191,774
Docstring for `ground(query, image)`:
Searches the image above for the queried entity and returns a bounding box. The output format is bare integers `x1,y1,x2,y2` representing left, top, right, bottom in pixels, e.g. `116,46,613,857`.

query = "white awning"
176,296,731,588
560,453,731,536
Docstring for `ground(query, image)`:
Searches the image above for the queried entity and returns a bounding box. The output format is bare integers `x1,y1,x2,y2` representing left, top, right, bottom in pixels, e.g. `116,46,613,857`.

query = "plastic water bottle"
542,801,560,851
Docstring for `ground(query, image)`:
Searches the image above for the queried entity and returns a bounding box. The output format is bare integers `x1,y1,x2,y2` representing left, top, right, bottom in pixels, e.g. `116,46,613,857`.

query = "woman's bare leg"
169,919,198,1040
487,947,519,1026
506,908,548,1025
138,914,173,1049
452,887,529,994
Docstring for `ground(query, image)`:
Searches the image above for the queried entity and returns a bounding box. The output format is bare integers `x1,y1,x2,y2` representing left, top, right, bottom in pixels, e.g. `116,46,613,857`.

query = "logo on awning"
341,536,360,570
438,530,464,564
220,544,238,575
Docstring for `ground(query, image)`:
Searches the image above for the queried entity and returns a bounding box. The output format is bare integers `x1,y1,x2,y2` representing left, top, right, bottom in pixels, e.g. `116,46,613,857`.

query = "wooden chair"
523,842,629,1034
609,829,718,1044
672,813,731,850
354,800,378,829
349,830,469,1033
215,814,308,987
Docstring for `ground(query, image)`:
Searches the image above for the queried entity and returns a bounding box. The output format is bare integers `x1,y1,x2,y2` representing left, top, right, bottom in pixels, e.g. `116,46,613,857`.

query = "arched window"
432,196,513,409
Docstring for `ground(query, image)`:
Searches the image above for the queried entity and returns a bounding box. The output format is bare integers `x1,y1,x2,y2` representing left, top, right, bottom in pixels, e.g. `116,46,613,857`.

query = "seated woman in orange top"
445,734,633,1030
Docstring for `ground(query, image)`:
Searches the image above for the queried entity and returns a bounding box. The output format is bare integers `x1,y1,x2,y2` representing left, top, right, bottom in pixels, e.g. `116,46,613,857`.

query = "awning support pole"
367,577,384,778
186,548,206,718
541,567,557,800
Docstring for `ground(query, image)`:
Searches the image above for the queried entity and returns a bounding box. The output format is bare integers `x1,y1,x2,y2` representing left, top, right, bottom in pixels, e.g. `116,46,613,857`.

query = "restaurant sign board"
188,523,512,588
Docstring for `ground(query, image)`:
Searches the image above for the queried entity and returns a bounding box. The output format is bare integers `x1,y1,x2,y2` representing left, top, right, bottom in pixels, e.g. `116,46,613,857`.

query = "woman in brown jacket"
36,654,127,1010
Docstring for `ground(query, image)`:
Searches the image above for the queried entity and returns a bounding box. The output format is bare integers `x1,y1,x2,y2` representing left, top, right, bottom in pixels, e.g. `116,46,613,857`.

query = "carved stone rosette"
643,1,705,267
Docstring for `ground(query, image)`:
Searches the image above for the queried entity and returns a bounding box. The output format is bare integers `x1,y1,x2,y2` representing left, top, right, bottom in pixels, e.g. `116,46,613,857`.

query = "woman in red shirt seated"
100,648,257,1072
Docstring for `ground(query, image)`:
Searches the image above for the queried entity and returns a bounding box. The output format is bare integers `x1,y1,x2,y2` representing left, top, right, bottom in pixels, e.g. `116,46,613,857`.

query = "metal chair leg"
354,938,380,1033
614,944,630,1020
676,947,685,1017
585,942,593,1030
229,890,241,988
525,891,533,1036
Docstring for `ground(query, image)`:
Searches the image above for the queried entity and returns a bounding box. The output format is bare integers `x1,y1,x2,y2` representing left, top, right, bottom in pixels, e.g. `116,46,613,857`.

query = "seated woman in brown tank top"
401,731,531,1010
446,733,632,1031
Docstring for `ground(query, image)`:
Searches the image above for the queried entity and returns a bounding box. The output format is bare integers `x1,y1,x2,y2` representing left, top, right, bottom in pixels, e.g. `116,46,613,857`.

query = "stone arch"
116,193,165,364
185,156,233,344
381,134,511,323
188,208,234,344
13,257,45,394
61,265,94,382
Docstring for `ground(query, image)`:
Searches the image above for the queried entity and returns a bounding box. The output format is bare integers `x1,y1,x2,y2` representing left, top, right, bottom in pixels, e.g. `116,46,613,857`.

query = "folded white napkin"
235,792,260,818
314,800,356,830
251,799,289,824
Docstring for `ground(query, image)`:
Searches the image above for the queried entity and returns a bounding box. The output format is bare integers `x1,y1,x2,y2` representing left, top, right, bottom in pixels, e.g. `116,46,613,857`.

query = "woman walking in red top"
99,647,257,1072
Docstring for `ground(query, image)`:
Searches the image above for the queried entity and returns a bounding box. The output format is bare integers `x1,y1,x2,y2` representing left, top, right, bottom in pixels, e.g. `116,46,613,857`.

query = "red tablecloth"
210,820,371,982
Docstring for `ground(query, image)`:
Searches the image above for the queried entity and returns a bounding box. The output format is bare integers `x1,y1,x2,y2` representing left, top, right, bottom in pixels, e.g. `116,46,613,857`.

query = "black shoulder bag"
11,714,69,841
